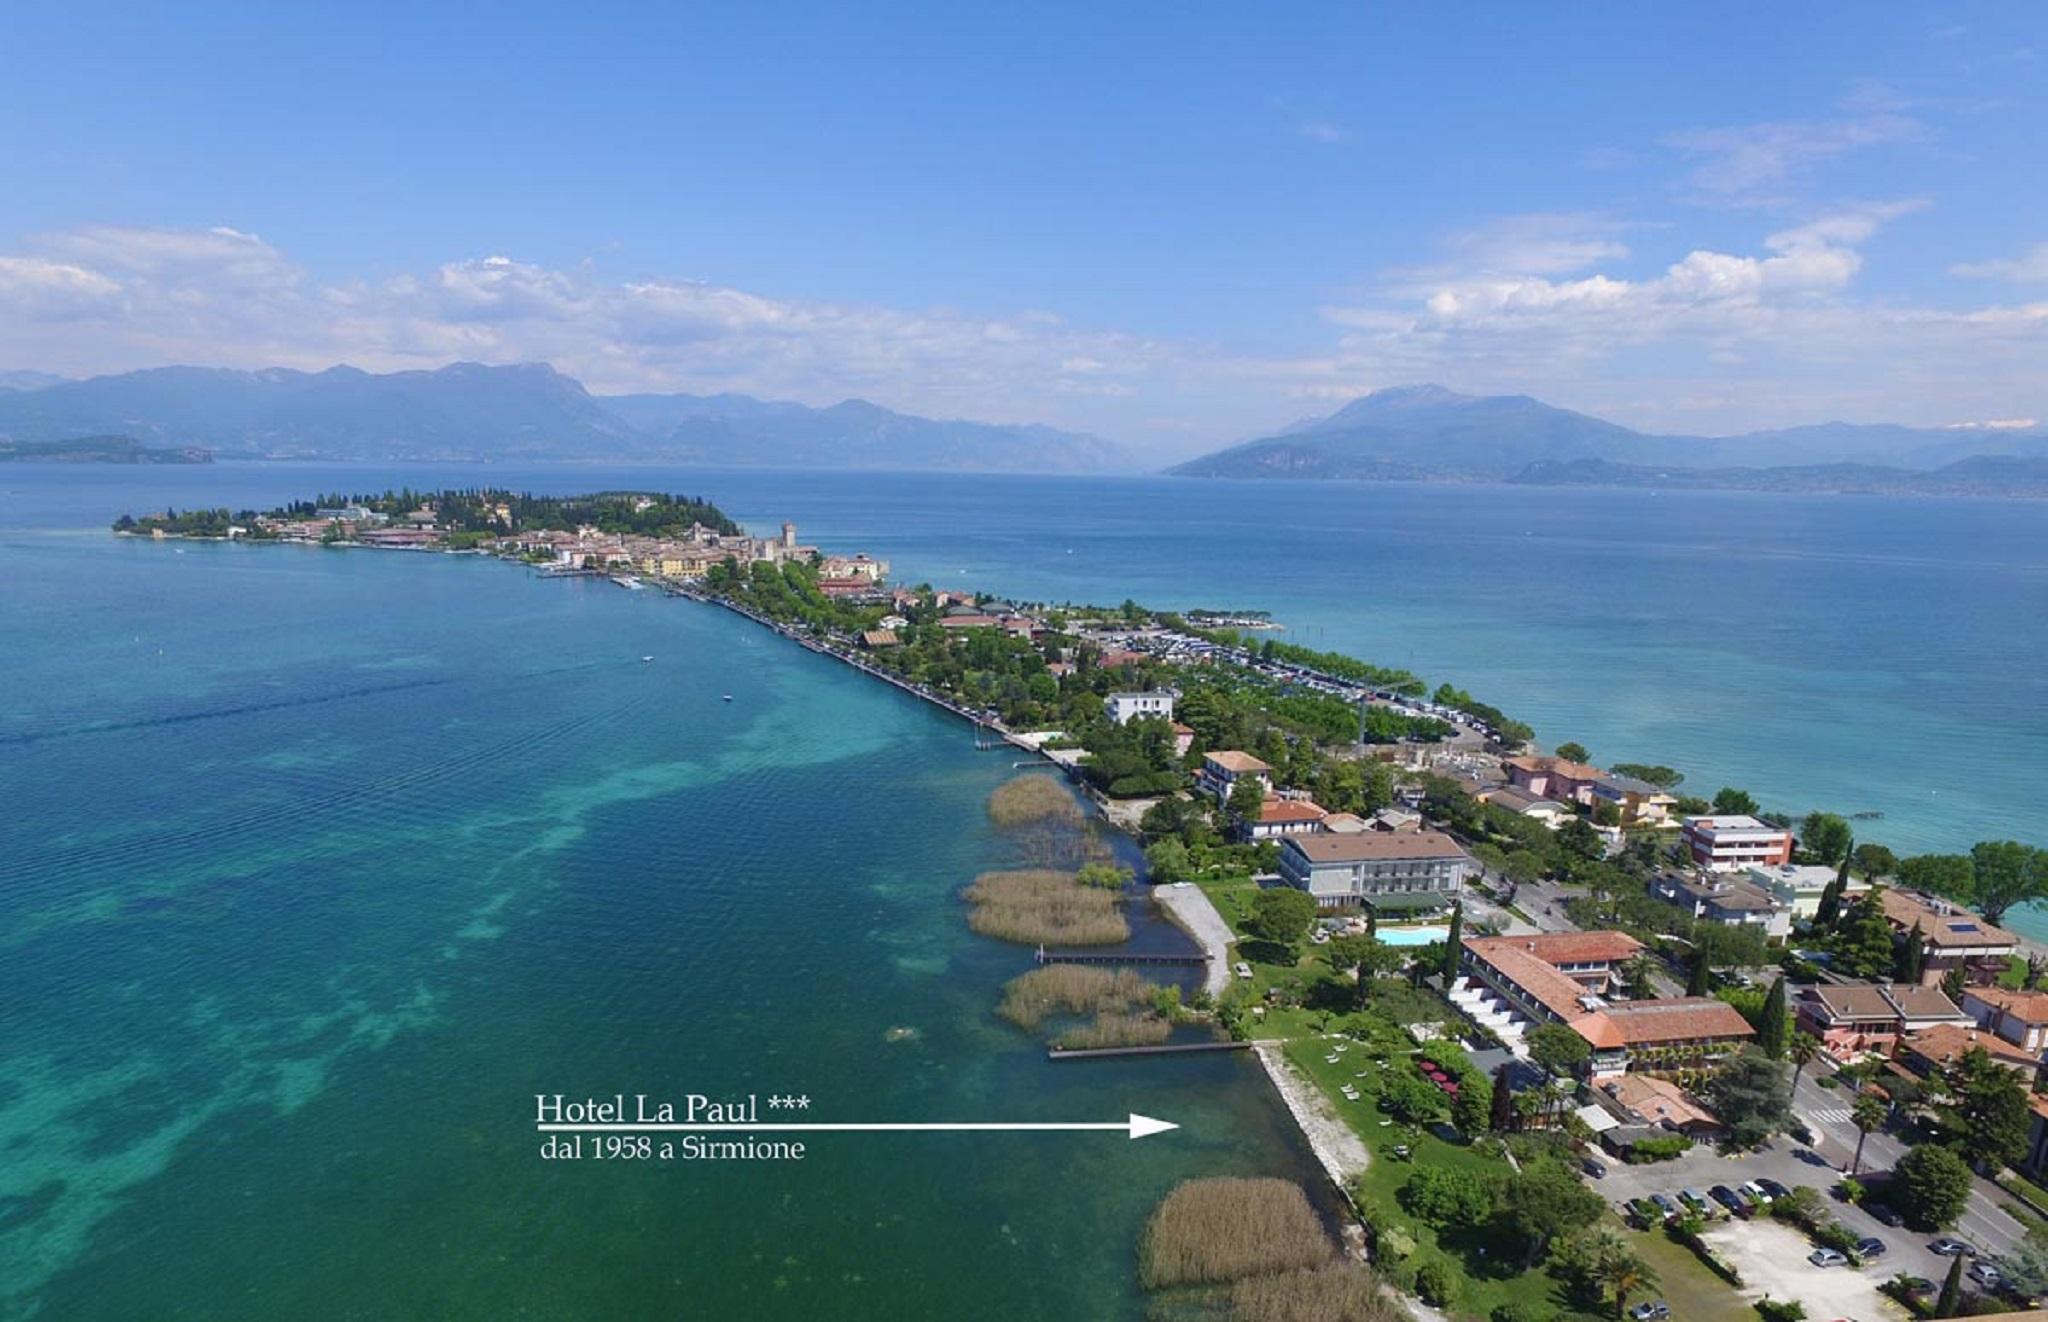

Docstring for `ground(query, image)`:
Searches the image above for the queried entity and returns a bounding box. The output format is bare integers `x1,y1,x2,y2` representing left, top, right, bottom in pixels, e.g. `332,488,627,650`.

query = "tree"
1712,786,1760,816
1490,1063,1516,1132
1143,837,1192,884
1832,893,1900,982
1451,1068,1494,1135
1611,763,1683,789
1897,922,1926,984
1897,853,1976,904
1501,1161,1605,1264
1968,840,2048,924
1595,1242,1657,1320
1800,813,1853,866
1758,975,1789,1059
1893,1143,1973,1230
1814,875,1846,930
1852,843,1898,879
1555,742,1590,764
1528,1022,1592,1078
1703,1050,1790,1149
1621,954,1659,1001
1934,1252,1964,1318
1401,1164,1499,1227
1442,901,1464,983
1789,1032,1821,1093
1949,1045,2031,1170
1244,887,1318,950
1850,1094,1888,1175
1226,774,1266,825
1327,935,1399,1008
1686,947,1712,996
1559,817,1603,861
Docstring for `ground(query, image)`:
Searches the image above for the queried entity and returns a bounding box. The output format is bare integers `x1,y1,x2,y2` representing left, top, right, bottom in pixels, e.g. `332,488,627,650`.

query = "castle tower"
781,521,797,550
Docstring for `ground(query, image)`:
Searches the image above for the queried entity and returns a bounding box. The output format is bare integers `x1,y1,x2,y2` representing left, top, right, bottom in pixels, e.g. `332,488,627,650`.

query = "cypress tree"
1758,975,1788,1058
1935,1251,1964,1318
1815,877,1844,930
1490,1063,1515,1132
1442,901,1464,983
1899,921,1926,983
1687,947,1712,997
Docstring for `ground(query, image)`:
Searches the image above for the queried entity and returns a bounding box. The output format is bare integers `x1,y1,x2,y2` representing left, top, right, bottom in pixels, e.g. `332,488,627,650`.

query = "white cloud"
0,217,2045,449
1661,112,1925,203
1297,121,1348,144
1952,243,2048,283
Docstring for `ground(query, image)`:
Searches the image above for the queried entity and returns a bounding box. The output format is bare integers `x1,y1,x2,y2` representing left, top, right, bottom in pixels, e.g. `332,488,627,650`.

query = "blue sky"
2,2,2044,458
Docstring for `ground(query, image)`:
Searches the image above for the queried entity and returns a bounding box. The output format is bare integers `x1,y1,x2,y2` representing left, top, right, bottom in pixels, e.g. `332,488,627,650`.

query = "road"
1791,1064,2028,1265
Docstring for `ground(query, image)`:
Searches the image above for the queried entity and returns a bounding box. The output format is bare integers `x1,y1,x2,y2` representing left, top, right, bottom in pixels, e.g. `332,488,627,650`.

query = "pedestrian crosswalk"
1808,1107,1854,1127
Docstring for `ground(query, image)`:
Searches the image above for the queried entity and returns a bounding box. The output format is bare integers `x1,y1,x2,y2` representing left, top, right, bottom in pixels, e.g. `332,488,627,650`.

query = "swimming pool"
1375,925,1450,947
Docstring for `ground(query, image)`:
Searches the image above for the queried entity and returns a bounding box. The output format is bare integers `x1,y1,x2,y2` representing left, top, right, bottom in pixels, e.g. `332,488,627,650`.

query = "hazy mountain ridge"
0,434,212,464
0,362,1127,472
1172,384,2048,488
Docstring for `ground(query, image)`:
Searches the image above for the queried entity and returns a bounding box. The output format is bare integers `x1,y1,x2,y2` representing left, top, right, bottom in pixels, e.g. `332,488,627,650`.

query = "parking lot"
1591,1136,1980,1318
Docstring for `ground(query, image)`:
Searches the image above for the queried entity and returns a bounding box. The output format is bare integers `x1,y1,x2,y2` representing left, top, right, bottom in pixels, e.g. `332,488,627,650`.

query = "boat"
640,655,654,663
723,694,733,702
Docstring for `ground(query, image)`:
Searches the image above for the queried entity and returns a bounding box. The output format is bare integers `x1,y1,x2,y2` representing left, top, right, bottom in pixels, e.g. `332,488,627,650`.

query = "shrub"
1493,1303,1553,1322
1626,1136,1692,1163
1756,1301,1806,1322
1139,1178,1335,1289
1413,1256,1460,1308
963,869,1129,945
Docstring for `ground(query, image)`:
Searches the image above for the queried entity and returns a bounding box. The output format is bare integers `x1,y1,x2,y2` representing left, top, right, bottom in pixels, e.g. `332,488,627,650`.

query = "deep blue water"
2,463,2045,1318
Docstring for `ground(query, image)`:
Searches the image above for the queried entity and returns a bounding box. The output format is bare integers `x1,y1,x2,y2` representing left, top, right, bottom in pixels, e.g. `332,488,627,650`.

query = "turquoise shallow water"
4,463,2046,1317
0,518,1320,1319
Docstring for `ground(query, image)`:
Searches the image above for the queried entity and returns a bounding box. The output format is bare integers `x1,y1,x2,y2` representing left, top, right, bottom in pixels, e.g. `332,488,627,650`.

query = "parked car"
1651,1193,1681,1219
1931,1238,1978,1257
1857,1237,1887,1260
1741,1180,1773,1205
1866,1203,1903,1227
1709,1185,1746,1213
1233,962,1253,980
1628,1303,1670,1321
1681,1188,1714,1214
1757,1178,1793,1200
1896,1276,1935,1297
1969,1261,2002,1288
1809,1249,1849,1268
1584,1158,1610,1179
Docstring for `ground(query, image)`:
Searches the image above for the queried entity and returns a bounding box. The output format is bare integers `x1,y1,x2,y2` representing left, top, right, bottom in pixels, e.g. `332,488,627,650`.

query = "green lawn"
1276,1036,1752,1322
1627,1227,1753,1322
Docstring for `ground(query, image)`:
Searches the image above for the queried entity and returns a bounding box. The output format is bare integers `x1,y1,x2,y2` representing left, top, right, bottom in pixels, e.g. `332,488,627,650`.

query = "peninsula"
117,487,2048,1322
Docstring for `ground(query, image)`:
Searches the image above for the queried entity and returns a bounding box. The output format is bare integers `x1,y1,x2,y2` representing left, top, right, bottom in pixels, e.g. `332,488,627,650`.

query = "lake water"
3,463,2044,1316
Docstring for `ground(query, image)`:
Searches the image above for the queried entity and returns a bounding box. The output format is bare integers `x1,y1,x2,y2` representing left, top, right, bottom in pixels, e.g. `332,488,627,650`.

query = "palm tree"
1850,1093,1888,1175
1789,1033,1820,1093
1596,1246,1658,1319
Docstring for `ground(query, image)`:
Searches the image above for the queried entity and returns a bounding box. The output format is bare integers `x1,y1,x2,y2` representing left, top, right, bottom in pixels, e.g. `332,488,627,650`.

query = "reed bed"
963,869,1130,945
997,965,1153,1030
1227,1265,1402,1322
1053,1010,1172,1051
1139,1179,1335,1291
986,775,1084,829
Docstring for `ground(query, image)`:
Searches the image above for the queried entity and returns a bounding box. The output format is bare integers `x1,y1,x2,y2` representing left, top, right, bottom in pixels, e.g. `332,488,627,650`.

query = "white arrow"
536,1112,1179,1140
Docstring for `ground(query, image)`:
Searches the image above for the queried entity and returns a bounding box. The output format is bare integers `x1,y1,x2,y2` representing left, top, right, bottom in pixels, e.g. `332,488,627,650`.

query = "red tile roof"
1880,890,2019,950
1257,798,1328,824
1587,998,1756,1047
1466,932,1644,966
1204,750,1272,773
1965,987,2048,1025
1903,1024,2042,1071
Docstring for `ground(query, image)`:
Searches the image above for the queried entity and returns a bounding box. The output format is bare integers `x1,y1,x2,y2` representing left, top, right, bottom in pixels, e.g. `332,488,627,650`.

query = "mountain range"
0,362,1125,473
1171,384,2048,488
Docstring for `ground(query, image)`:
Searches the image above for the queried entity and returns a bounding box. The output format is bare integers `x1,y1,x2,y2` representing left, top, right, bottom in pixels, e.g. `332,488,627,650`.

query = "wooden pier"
1047,1040,1252,1060
1034,945,1210,967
